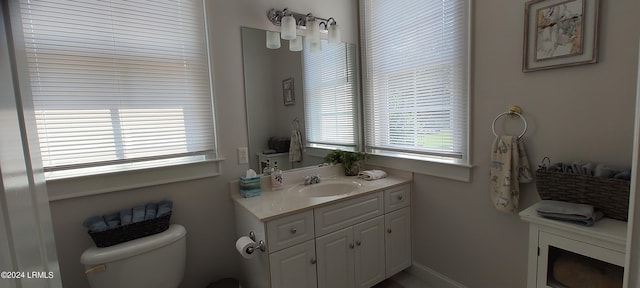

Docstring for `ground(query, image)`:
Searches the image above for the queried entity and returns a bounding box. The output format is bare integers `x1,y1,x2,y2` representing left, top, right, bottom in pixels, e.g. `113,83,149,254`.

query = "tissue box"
239,176,261,198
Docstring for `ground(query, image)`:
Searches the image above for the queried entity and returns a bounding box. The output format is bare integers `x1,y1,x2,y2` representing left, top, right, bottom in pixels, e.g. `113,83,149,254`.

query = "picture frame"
523,0,599,72
282,77,294,105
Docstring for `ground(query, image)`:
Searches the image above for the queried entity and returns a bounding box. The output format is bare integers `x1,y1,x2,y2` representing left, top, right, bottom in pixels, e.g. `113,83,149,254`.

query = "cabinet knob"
387,229,392,234
290,228,297,234
397,195,404,200
356,240,361,246
310,257,317,265
349,243,355,249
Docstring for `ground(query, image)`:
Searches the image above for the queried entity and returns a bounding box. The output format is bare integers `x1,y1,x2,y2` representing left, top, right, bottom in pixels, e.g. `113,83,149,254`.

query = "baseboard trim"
406,262,467,288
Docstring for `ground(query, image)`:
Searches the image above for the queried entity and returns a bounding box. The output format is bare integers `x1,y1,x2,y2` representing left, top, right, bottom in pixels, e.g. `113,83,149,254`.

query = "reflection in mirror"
241,27,358,174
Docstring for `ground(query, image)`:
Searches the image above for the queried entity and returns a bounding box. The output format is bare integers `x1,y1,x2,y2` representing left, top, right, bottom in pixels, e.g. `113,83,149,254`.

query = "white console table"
519,203,627,288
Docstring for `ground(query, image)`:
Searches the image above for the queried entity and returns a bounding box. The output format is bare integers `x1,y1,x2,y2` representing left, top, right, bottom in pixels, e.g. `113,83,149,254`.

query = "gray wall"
411,1,639,287
44,0,639,287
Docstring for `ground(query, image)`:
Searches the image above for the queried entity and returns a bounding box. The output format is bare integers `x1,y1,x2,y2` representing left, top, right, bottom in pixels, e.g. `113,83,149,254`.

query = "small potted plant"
323,149,367,176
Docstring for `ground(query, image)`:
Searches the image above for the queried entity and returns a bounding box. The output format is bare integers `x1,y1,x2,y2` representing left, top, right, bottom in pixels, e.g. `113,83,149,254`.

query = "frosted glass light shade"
309,39,322,53
328,24,340,44
281,15,297,40
266,31,281,49
307,19,320,45
289,36,303,51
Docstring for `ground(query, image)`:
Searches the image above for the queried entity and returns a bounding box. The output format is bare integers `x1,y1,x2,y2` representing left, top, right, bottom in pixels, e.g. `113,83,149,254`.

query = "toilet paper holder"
247,231,265,254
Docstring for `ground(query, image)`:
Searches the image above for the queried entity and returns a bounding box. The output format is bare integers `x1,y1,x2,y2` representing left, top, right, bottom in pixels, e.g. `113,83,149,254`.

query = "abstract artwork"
523,0,599,72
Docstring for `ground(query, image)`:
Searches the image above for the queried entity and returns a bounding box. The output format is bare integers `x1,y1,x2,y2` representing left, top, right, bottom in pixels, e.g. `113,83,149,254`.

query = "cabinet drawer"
267,210,315,253
384,184,410,212
314,192,383,236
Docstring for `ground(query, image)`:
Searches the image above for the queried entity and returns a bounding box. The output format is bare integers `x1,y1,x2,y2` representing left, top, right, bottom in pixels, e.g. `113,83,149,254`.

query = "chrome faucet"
304,175,321,185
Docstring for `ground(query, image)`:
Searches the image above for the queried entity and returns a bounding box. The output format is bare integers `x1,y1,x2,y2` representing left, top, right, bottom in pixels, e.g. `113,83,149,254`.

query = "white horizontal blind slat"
18,0,215,171
361,0,468,161
303,40,357,149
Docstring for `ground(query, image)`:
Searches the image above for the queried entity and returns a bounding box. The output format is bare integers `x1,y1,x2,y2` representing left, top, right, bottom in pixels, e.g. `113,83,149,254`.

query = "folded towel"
595,163,615,178
156,200,173,218
120,208,133,225
536,200,604,226
132,205,146,223
614,170,632,180
82,215,108,232
490,136,533,213
358,170,387,180
581,162,594,176
144,203,158,220
104,212,120,229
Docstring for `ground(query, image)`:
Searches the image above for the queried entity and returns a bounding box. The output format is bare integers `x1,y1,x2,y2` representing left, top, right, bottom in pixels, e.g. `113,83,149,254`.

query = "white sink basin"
297,180,362,197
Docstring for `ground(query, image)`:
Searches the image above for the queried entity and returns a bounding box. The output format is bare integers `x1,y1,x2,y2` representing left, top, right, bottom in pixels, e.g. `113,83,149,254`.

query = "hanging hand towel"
289,120,303,163
490,136,533,213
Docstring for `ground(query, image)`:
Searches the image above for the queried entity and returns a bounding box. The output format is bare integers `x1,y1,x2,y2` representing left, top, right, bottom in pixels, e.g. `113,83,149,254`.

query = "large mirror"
241,27,359,174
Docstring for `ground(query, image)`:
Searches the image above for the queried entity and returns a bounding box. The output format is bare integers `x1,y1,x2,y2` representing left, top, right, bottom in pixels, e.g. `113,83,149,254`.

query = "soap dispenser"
270,161,284,190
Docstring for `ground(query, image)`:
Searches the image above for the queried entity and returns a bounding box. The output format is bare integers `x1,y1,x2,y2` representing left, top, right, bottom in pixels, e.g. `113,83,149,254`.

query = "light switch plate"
238,147,249,164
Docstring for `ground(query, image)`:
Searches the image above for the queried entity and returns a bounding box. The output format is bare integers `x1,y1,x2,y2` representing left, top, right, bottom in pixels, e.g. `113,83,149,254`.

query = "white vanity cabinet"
269,240,318,288
234,182,412,288
519,203,627,288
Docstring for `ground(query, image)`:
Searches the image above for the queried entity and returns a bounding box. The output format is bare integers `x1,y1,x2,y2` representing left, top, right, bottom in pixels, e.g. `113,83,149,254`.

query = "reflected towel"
144,203,158,220
120,208,133,226
132,205,146,223
82,215,108,232
490,136,533,213
156,200,173,218
289,125,303,163
358,170,387,181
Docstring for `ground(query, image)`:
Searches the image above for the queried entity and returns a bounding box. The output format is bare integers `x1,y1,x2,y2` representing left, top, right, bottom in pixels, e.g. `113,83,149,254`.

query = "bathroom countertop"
230,167,411,221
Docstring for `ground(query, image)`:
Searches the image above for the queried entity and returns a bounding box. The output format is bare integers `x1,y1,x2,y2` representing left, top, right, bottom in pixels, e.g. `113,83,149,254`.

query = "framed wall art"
282,77,295,105
523,0,599,72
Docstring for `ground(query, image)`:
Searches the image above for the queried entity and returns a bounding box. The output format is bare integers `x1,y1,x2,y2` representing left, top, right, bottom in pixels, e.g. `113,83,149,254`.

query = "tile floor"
372,270,433,288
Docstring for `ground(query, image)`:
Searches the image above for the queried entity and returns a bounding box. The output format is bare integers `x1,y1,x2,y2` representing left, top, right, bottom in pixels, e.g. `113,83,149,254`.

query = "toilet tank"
81,224,187,288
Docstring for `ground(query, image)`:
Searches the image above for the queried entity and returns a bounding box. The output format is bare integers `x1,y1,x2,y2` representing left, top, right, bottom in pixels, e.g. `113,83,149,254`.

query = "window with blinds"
360,0,469,163
303,40,358,151
16,0,216,174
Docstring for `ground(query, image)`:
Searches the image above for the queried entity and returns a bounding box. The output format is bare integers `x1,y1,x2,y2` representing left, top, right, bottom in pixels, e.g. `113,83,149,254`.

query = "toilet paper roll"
235,236,257,259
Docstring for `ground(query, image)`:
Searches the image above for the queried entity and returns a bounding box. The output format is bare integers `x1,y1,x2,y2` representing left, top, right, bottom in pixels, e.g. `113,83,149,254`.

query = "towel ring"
492,111,527,139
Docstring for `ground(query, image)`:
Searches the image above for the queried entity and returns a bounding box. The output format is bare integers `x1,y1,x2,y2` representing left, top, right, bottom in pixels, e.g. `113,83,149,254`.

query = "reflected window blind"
17,0,216,171
303,41,357,150
360,0,469,161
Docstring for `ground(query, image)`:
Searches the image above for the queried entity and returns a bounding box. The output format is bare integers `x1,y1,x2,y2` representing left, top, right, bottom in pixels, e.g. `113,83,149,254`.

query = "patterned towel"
490,136,533,213
289,126,303,163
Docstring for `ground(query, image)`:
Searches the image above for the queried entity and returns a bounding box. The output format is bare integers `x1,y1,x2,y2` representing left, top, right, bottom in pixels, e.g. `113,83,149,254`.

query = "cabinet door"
316,227,355,288
354,216,386,288
537,231,624,288
385,207,411,278
269,240,318,288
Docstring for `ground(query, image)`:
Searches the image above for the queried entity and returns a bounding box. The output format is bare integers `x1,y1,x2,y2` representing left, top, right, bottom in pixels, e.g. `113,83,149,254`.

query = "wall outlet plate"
238,147,249,164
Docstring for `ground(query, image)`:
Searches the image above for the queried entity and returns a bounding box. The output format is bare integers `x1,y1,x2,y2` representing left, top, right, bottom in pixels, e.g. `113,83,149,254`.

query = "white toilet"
80,224,187,288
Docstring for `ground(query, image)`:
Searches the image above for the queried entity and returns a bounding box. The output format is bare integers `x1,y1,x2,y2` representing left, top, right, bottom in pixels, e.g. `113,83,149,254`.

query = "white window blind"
303,40,358,150
17,0,216,173
360,0,469,162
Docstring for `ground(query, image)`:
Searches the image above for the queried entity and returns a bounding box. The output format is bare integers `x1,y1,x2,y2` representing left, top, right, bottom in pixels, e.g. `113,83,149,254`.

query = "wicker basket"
88,213,171,247
535,170,630,221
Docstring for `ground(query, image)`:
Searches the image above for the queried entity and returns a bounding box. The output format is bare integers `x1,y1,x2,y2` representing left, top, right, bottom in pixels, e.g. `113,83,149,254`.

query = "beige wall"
410,1,639,287
46,0,639,287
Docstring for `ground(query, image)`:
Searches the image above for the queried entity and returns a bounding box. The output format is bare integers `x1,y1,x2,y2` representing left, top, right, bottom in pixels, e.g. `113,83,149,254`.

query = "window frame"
7,0,222,198
358,0,472,180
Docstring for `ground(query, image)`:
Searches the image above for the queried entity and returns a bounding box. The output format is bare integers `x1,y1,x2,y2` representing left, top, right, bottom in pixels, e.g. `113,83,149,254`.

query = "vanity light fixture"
266,30,281,49
266,8,339,52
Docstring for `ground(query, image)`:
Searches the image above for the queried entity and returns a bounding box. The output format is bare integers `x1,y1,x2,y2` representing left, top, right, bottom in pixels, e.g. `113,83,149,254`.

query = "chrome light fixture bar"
266,8,340,52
